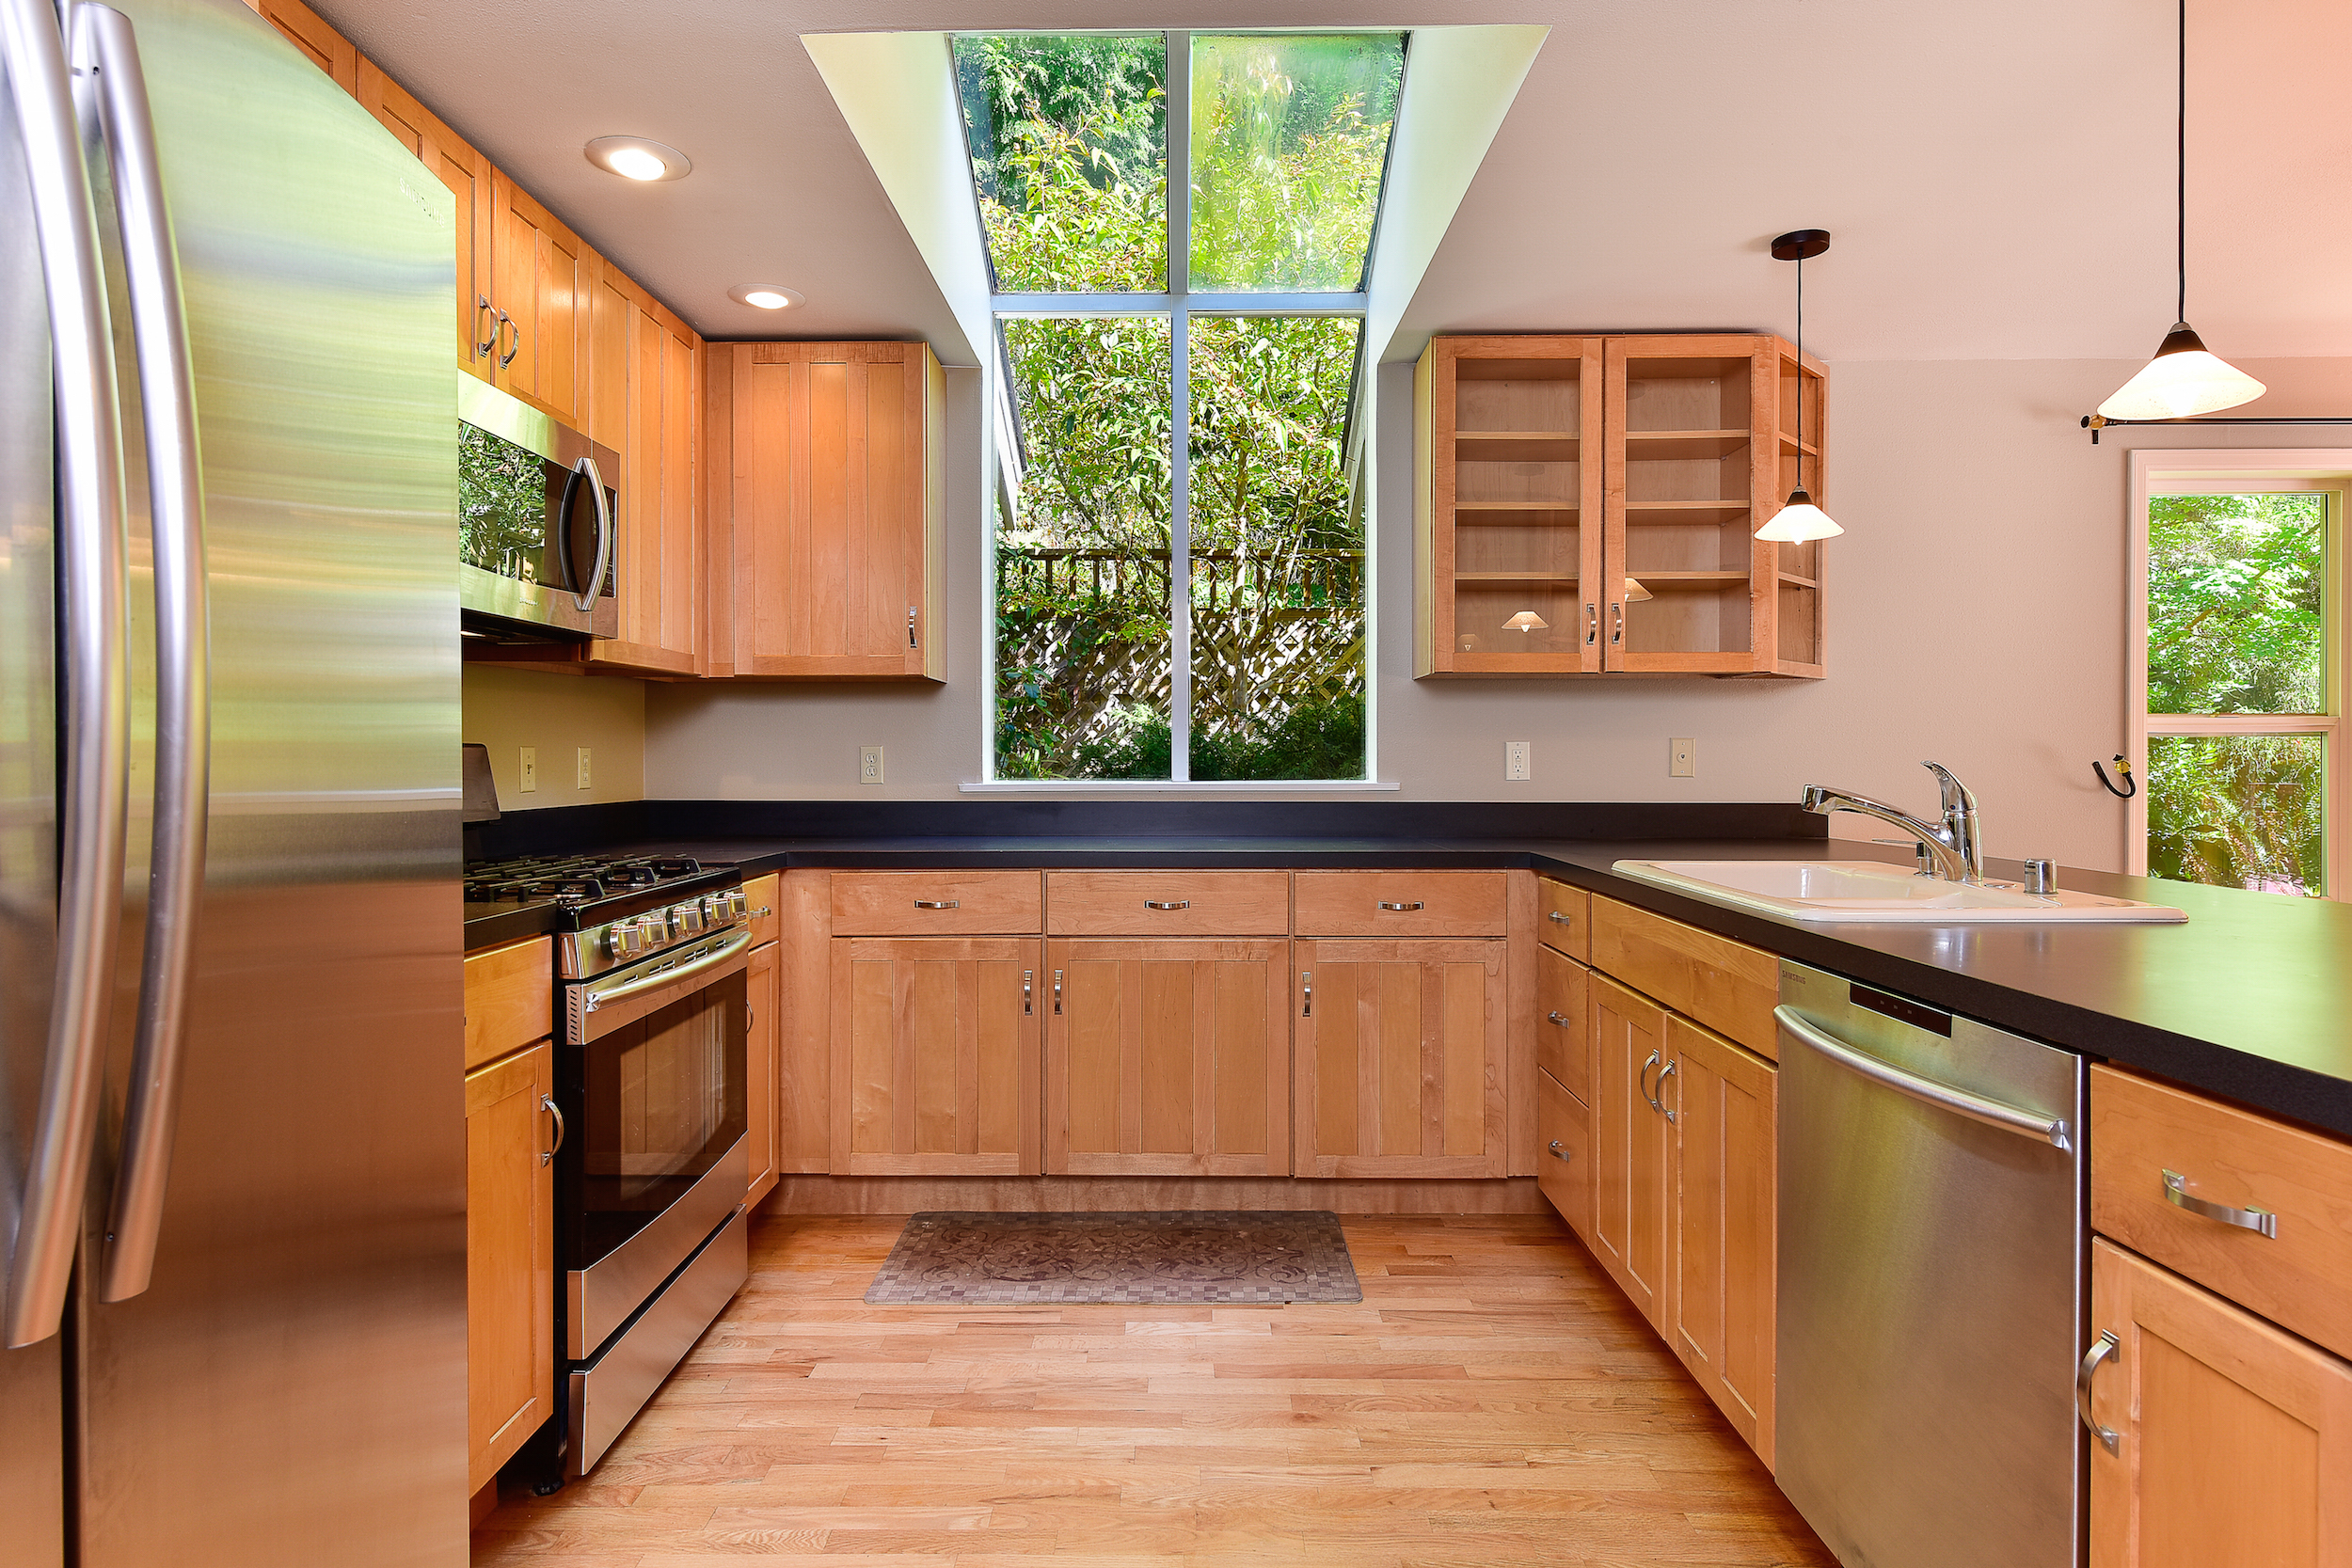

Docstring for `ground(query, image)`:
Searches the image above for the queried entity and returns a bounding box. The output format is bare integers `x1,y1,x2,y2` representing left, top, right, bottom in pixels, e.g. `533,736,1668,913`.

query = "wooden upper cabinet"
1045,938,1291,1178
706,341,946,680
582,265,704,677
463,1040,555,1494
830,937,1042,1176
1294,939,1507,1180
1416,332,1824,678
489,170,592,427
2088,1238,2352,1568
354,56,495,384
1590,974,1672,1332
245,0,356,90
1665,1016,1777,1468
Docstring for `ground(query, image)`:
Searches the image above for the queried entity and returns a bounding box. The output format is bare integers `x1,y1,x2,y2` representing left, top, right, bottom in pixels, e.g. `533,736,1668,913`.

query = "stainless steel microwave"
458,375,618,639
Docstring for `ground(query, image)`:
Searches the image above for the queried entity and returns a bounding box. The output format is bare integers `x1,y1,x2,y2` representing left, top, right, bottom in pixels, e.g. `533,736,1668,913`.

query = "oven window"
579,970,746,1262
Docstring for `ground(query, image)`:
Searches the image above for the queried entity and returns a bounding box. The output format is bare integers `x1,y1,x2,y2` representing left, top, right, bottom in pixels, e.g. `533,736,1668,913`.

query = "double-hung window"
2133,453,2351,895
955,31,1403,782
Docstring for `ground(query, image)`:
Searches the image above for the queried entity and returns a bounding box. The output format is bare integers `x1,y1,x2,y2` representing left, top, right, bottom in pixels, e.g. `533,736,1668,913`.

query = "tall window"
957,31,1403,782
2136,465,2347,895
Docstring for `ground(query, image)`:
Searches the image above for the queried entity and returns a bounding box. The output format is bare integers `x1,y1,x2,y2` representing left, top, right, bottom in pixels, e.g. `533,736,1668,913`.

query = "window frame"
967,28,1398,786
2126,449,2352,894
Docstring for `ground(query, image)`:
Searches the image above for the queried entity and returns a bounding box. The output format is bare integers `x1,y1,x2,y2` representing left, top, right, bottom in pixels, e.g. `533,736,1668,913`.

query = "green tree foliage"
2145,494,2328,895
458,423,551,578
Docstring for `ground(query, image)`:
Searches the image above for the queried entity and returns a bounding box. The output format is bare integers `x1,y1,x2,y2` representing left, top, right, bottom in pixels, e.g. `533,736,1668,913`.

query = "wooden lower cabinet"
2089,1238,2352,1568
1665,1016,1777,1466
1294,939,1507,1179
1590,974,1672,1330
1045,939,1291,1177
463,1040,555,1494
1536,1069,1592,1243
744,940,778,1206
1536,945,1590,1102
830,937,1041,1175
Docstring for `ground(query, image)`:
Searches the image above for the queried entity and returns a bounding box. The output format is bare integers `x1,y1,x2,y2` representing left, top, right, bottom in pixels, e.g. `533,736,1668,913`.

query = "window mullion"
1168,30,1193,782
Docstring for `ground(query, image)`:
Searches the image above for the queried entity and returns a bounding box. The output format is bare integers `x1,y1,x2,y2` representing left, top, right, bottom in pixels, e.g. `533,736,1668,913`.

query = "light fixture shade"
1502,610,1549,632
1755,488,1843,543
584,135,691,182
2097,324,2265,420
1622,577,1653,602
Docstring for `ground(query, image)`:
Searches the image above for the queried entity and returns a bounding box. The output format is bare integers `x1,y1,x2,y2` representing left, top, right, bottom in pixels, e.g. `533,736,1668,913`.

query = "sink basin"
1610,859,2187,924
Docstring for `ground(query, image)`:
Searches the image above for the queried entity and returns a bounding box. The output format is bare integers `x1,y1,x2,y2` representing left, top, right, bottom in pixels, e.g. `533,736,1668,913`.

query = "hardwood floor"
473,1211,1834,1566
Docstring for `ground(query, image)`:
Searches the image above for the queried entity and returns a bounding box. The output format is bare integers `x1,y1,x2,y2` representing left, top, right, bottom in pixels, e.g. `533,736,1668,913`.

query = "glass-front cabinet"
1415,332,1825,678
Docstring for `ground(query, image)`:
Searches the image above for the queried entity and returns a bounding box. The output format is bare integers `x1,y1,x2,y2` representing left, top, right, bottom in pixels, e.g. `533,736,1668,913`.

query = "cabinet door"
489,171,590,425
1666,1016,1777,1467
246,0,356,90
830,937,1041,1175
463,1040,555,1494
353,57,495,383
744,942,778,1207
1294,939,1507,1179
585,274,703,676
1590,974,1672,1331
2088,1238,2352,1568
716,341,945,679
1537,1069,1592,1243
1535,945,1590,1102
1043,939,1290,1177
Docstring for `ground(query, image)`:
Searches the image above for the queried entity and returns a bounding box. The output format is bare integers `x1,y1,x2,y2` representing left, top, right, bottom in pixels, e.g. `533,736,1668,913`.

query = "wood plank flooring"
473,1212,1834,1566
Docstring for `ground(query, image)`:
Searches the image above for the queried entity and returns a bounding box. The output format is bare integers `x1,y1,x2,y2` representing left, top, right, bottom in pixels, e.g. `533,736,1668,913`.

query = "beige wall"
462,664,647,812
640,354,2352,873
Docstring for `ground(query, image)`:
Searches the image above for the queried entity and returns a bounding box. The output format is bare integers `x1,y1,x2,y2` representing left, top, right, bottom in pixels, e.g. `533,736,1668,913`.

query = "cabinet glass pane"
1188,33,1403,293
1186,317,1366,779
2147,733,2325,895
993,317,1175,780
1451,356,1582,659
953,34,1168,293
2147,493,2326,716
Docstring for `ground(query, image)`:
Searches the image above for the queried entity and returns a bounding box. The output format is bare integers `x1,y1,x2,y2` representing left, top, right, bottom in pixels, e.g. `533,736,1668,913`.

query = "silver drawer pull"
1052,970,1062,1015
914,899,960,910
1144,899,1190,911
2076,1330,2121,1454
1378,900,1423,912
1301,971,1312,1018
1546,1010,1572,1027
2162,1169,2277,1238
1546,1140,1572,1164
1547,911,1573,925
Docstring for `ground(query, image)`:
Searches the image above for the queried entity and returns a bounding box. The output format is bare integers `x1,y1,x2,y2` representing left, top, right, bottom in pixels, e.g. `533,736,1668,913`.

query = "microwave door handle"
571,455,611,614
77,2,213,1306
2,0,133,1350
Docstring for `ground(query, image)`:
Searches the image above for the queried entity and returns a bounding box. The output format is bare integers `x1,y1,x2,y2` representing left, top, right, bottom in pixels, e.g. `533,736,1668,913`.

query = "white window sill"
960,779,1402,794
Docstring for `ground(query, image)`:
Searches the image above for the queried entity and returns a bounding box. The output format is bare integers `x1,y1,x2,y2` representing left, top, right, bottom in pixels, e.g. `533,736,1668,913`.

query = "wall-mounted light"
727,284,805,311
1755,229,1842,545
584,135,691,182
1623,577,1653,603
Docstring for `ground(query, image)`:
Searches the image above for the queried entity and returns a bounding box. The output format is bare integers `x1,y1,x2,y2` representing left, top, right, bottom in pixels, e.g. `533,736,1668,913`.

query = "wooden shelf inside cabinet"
1624,429,1752,460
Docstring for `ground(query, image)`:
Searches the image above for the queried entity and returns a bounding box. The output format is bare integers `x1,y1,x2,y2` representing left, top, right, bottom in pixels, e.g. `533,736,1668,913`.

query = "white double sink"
1610,858,2187,924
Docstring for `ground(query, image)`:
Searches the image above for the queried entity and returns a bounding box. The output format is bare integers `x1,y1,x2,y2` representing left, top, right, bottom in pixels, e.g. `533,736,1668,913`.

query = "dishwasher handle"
1774,1005,2073,1151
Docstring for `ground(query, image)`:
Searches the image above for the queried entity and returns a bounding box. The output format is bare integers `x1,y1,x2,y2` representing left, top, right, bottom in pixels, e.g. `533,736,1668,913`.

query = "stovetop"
462,852,739,928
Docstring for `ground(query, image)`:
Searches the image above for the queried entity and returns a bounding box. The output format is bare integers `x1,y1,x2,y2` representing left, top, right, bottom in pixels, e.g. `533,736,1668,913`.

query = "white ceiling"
318,0,2352,364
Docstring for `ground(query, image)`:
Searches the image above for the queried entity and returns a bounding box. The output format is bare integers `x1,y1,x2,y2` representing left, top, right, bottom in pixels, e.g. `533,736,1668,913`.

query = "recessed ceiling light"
583,136,691,182
728,284,804,310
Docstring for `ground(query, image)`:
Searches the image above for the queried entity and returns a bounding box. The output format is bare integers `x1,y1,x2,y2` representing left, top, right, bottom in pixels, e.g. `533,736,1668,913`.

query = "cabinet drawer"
1537,1069,1593,1243
743,872,780,948
1293,871,1506,936
1589,896,1777,1060
2090,1065,2352,1361
1046,871,1290,936
1536,946,1590,1102
1537,877,1590,960
831,871,1042,935
464,936,551,1071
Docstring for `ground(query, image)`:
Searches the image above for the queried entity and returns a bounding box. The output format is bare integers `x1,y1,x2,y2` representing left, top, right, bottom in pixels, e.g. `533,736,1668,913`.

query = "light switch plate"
518,746,536,793
860,745,884,784
576,747,592,790
1505,741,1532,782
1670,737,1696,778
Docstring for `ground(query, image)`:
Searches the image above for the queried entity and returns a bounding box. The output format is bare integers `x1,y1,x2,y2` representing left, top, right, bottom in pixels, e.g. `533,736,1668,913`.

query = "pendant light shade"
1756,229,1837,542
2098,322,2266,420
1756,489,1843,543
1622,577,1654,603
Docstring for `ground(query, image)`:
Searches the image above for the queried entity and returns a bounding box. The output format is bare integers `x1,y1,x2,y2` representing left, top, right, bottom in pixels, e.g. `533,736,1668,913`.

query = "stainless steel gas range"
466,853,754,1481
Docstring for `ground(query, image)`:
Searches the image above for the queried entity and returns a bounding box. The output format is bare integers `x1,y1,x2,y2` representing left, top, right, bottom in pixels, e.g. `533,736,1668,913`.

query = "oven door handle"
580,928,753,1014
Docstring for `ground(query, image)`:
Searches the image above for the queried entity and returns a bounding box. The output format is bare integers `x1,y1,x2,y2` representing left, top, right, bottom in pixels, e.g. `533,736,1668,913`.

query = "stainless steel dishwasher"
1775,959,2085,1568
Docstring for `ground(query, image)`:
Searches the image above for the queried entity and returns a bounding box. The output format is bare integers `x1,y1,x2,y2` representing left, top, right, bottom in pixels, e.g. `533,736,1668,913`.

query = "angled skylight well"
961,30,1405,784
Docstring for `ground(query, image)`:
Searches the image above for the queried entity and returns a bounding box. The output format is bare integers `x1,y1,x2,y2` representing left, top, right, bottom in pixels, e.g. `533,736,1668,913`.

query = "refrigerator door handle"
0,0,133,1350
1775,1005,2074,1150
75,1,213,1305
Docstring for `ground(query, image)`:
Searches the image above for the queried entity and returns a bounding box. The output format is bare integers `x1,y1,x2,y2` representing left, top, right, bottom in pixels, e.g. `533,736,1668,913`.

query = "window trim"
2127,449,2352,893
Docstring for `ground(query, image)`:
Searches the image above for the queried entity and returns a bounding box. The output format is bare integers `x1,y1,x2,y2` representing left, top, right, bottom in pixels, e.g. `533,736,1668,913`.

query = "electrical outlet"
1670,737,1697,778
517,747,536,793
860,745,884,785
1505,741,1533,782
576,748,592,790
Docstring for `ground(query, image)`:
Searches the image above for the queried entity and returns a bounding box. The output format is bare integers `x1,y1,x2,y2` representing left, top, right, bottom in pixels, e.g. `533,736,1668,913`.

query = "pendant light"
1755,230,1842,544
2096,0,2263,420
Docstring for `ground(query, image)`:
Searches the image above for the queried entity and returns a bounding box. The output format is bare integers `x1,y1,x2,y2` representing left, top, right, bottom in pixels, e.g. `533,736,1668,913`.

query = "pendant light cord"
1795,252,1805,453
2177,0,2186,324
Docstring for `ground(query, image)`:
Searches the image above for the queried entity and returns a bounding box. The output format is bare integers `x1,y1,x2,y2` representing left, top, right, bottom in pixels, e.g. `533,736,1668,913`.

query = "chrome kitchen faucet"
1800,761,1985,884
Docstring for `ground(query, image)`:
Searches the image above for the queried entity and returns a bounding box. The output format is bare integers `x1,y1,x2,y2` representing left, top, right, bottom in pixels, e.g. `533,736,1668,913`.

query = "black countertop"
465,809,2352,1141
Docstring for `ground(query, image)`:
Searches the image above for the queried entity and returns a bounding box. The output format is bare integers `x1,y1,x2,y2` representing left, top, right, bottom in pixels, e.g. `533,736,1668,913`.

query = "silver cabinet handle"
914,899,960,910
541,1094,565,1164
1639,1050,1662,1113
1547,1140,1572,1163
580,929,752,1014
1611,600,1624,645
76,1,213,1307
4,0,131,1351
2076,1329,2121,1454
1547,910,1573,926
749,906,772,919
1546,1010,1572,1027
473,293,499,358
908,606,918,649
1377,900,1423,912
1775,1006,2073,1150
1656,1057,1678,1122
1144,899,1190,911
1023,970,1033,1016
1052,969,1063,1015
2162,1169,2277,1238
559,454,611,614
496,308,519,370
1584,602,1597,645
1301,971,1312,1018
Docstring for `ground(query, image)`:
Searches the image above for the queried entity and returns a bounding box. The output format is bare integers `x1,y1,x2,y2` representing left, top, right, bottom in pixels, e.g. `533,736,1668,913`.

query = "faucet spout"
1798,763,1988,883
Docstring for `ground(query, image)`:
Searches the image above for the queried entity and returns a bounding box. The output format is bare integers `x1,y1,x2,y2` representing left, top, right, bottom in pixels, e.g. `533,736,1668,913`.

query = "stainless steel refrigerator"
1,0,465,1561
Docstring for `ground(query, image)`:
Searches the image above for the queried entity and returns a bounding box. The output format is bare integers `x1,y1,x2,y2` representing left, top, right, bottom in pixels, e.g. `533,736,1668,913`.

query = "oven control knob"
604,923,641,959
675,901,703,934
636,913,665,944
703,893,729,924
727,889,747,921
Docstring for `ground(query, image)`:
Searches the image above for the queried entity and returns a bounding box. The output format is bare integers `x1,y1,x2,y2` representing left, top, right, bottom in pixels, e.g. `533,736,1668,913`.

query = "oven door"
458,375,618,640
563,928,750,1356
